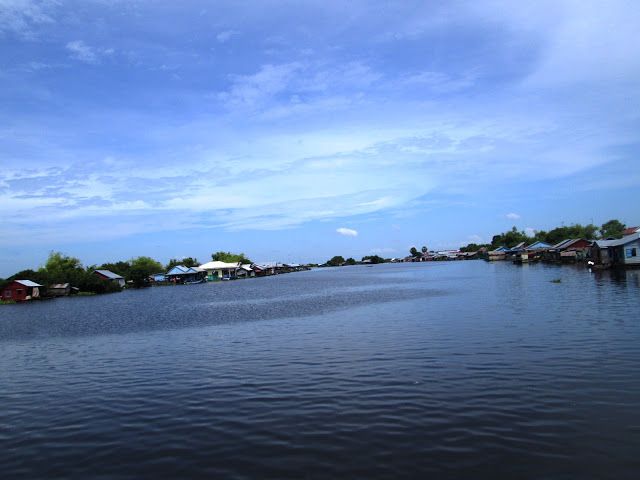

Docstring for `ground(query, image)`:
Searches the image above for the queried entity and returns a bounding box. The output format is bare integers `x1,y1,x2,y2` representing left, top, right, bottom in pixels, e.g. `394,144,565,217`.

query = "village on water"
2,220,639,303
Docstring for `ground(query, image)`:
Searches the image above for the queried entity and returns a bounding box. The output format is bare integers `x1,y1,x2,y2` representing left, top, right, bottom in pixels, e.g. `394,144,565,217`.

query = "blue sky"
1,0,639,275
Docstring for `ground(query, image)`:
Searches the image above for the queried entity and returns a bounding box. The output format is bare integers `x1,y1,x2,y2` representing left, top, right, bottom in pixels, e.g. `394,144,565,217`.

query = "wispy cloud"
0,0,56,38
506,213,521,220
336,227,358,237
66,40,113,64
216,30,239,42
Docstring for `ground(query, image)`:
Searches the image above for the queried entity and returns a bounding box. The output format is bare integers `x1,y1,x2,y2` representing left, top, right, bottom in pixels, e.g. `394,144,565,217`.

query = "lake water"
1,262,639,479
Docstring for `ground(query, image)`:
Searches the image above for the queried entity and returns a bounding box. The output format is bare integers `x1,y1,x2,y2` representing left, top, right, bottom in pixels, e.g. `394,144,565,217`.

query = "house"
592,232,640,267
236,264,255,278
2,280,43,302
198,261,240,281
94,269,126,288
150,273,167,283
166,265,205,283
252,262,278,275
622,226,640,236
488,246,510,261
48,283,71,297
544,239,592,263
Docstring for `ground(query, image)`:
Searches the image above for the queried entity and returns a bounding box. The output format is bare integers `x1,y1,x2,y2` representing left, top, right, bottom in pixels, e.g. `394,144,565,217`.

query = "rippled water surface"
1,262,639,479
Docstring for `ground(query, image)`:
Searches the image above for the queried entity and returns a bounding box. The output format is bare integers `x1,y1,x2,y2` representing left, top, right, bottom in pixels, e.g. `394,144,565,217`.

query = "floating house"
166,265,205,283
592,232,640,267
198,261,240,281
488,246,510,261
236,264,255,278
545,239,592,263
2,280,43,302
48,283,71,297
94,269,126,288
150,273,167,283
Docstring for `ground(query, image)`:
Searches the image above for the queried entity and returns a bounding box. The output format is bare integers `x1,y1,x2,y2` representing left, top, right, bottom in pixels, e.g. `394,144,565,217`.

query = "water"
1,262,639,479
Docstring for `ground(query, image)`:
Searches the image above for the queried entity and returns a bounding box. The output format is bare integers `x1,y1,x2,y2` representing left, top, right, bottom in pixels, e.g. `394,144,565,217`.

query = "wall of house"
620,240,640,265
2,283,28,301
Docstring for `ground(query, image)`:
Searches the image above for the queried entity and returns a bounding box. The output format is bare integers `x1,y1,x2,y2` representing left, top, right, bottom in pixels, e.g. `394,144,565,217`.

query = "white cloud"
216,30,239,42
66,40,113,64
525,227,536,236
506,213,521,220
336,227,358,237
0,0,56,38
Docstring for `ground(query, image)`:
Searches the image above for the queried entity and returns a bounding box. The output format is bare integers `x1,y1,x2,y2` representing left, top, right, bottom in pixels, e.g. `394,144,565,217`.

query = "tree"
361,255,385,264
211,251,252,264
600,219,626,239
43,251,83,284
344,257,356,265
421,246,428,253
410,247,420,258
166,257,199,270
129,256,164,288
326,255,345,266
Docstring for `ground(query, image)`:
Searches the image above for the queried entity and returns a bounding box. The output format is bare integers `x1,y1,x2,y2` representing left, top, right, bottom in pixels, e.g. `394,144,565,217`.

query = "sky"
1,0,639,275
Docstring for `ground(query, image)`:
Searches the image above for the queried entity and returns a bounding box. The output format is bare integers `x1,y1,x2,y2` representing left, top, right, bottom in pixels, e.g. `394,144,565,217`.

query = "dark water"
1,262,639,479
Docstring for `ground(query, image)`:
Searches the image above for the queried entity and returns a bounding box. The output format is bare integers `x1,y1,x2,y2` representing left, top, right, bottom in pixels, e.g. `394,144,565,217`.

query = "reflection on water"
1,262,639,479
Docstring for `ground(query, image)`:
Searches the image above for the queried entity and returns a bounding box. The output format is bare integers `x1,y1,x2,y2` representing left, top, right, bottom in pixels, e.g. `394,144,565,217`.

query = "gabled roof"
526,241,552,250
14,279,43,287
594,232,640,248
623,226,640,236
552,238,575,249
95,269,124,280
167,265,200,275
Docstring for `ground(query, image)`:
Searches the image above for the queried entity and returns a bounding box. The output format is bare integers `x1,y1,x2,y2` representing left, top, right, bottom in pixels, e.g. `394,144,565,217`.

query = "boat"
184,279,205,285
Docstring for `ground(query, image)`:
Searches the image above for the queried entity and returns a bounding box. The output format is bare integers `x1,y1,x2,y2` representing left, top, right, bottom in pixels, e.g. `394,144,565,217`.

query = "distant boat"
184,279,205,285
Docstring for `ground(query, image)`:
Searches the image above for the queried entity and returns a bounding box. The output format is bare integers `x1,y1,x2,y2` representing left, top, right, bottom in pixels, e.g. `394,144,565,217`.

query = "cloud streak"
336,227,358,237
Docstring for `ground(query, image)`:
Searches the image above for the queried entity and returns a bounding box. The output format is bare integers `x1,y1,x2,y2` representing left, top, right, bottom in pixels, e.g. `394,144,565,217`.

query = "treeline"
461,219,629,251
325,255,387,266
0,250,257,293
1,252,124,294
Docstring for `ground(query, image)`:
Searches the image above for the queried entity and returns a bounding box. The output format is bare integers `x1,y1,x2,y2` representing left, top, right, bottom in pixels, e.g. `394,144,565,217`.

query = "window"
626,247,637,258
3,290,11,298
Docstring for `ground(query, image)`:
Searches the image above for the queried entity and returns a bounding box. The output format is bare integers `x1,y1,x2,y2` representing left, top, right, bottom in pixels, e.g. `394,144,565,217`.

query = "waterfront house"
237,264,255,278
592,232,640,267
166,265,205,283
150,273,167,283
48,283,71,297
545,239,592,263
94,269,126,288
2,280,43,302
622,226,640,236
198,261,240,281
488,246,510,261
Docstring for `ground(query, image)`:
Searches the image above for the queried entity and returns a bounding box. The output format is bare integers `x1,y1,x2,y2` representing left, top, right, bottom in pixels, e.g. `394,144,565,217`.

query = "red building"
1,280,43,302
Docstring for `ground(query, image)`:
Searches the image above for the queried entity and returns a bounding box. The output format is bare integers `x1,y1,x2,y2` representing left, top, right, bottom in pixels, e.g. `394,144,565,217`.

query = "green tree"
327,255,346,266
361,255,385,264
410,247,420,258
600,219,626,239
166,257,199,270
43,251,83,284
344,257,357,265
421,246,428,254
211,251,252,264
129,256,164,288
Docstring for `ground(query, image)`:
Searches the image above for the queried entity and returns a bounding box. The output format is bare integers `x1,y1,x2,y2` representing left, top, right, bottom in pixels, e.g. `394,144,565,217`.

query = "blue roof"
526,241,552,250
166,265,199,275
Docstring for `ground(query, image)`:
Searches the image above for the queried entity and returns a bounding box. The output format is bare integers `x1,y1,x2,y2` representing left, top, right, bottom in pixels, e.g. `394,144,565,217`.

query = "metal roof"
198,261,240,270
167,265,200,275
526,241,552,250
14,279,43,287
594,232,640,248
95,269,124,279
